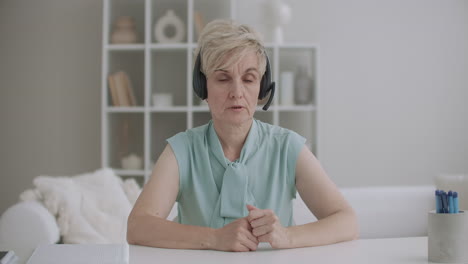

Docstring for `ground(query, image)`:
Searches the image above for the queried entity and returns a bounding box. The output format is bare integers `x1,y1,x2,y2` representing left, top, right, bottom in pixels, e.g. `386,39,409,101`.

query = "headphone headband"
192,52,276,111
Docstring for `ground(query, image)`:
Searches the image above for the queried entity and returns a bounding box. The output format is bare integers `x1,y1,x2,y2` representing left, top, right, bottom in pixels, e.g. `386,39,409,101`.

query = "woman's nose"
229,79,244,98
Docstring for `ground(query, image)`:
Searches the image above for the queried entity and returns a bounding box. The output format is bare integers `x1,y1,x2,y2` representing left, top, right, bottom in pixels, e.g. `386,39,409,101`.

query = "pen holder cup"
428,210,468,263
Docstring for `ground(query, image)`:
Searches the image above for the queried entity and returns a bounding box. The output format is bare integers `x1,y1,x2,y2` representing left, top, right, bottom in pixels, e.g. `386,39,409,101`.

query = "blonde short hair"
194,20,267,78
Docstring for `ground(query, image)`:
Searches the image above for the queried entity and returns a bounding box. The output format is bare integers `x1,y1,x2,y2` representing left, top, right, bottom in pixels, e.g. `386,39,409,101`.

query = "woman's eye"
244,79,254,83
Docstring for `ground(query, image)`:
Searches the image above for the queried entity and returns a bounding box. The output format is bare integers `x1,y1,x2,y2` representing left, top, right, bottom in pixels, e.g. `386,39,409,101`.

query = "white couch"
295,186,435,238
0,185,434,264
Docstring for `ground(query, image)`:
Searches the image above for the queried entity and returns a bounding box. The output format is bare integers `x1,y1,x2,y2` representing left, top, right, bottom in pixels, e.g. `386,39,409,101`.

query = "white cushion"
0,200,59,263
31,169,135,244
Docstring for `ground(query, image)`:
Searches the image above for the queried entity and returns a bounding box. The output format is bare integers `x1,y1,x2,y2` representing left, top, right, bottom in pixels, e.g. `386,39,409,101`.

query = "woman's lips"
228,105,244,111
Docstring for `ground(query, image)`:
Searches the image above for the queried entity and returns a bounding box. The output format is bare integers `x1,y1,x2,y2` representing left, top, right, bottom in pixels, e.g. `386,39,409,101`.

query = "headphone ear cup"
259,55,272,99
193,54,208,99
198,73,207,99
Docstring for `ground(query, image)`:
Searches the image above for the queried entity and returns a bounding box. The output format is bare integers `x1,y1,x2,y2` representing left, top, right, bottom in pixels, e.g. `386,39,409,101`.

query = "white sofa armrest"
293,185,435,239
341,185,434,239
0,201,60,263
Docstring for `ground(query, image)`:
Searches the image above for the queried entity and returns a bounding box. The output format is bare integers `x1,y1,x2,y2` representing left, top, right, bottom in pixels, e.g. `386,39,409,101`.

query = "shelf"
150,106,188,112
107,50,145,107
151,50,187,106
254,111,274,124
150,43,195,50
102,0,319,183
192,106,210,112
279,111,317,154
193,112,212,127
151,112,187,162
106,0,145,46
192,0,232,42
107,106,145,113
107,113,144,170
106,44,145,51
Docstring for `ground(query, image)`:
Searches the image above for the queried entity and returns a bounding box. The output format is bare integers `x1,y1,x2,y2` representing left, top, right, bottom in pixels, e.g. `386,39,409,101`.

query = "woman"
127,20,358,252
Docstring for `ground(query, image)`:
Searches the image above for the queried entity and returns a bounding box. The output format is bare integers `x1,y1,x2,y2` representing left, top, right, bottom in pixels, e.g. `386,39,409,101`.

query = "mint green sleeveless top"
167,119,306,228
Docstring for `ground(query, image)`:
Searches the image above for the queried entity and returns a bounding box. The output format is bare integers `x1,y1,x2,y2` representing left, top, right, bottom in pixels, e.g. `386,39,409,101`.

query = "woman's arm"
127,145,258,251
247,146,359,248
287,146,359,247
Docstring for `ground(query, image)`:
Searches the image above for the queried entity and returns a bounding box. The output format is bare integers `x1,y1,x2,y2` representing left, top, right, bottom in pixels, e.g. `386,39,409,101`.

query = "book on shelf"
0,250,18,264
107,74,120,106
115,71,131,106
120,71,137,106
108,71,137,107
193,11,206,39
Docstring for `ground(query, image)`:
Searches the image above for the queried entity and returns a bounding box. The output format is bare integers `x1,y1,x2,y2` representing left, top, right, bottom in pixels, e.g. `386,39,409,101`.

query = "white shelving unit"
101,0,319,186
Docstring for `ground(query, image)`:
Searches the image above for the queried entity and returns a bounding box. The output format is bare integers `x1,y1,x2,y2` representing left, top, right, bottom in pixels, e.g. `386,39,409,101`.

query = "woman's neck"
213,119,253,162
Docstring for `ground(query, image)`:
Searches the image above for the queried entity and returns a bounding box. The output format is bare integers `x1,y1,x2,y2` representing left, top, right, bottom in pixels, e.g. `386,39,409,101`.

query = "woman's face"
206,51,261,126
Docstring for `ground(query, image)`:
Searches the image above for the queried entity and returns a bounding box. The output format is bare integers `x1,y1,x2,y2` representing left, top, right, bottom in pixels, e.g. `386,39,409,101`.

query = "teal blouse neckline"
206,119,259,227
207,119,260,166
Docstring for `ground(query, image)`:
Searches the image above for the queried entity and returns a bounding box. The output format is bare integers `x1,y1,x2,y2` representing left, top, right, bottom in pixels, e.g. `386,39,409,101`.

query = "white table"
130,237,435,264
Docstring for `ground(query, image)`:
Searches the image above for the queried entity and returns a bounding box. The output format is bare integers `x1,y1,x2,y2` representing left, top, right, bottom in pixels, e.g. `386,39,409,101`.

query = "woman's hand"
246,205,292,249
213,217,259,252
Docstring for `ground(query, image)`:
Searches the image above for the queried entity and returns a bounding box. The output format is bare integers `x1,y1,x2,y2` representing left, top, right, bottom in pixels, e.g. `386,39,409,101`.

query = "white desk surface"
130,236,435,264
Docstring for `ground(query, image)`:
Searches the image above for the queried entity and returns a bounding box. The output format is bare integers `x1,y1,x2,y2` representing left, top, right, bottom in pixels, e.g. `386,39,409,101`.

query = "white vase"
265,0,292,43
121,153,142,170
154,10,185,43
152,93,173,107
294,65,313,105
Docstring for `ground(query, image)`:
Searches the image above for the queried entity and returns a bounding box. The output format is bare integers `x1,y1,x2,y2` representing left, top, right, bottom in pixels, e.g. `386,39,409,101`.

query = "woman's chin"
214,114,253,126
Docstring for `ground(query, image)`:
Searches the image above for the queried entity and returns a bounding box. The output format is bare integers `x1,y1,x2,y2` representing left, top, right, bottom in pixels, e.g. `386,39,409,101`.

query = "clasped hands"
214,204,291,252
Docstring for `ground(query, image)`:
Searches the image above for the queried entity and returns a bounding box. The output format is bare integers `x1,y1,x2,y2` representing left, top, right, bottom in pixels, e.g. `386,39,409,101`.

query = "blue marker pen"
435,190,441,213
448,191,454,214
438,190,445,213
453,191,459,213
441,191,449,213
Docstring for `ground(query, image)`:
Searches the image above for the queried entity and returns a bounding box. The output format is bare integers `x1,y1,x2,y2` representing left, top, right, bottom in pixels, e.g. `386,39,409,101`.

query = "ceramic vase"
294,65,313,105
154,10,185,43
111,16,138,44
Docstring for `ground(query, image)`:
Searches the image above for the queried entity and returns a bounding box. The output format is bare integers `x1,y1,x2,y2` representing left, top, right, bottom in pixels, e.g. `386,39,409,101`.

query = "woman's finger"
252,224,273,237
242,232,259,251
245,229,259,244
250,214,275,228
246,204,258,211
247,208,265,222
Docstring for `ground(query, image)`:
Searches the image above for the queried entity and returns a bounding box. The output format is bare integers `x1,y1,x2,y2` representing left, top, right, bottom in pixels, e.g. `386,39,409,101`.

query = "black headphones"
192,52,276,111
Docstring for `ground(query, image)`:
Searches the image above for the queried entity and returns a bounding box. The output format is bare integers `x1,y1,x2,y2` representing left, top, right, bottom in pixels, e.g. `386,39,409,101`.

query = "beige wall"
1,0,467,215
0,0,102,214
